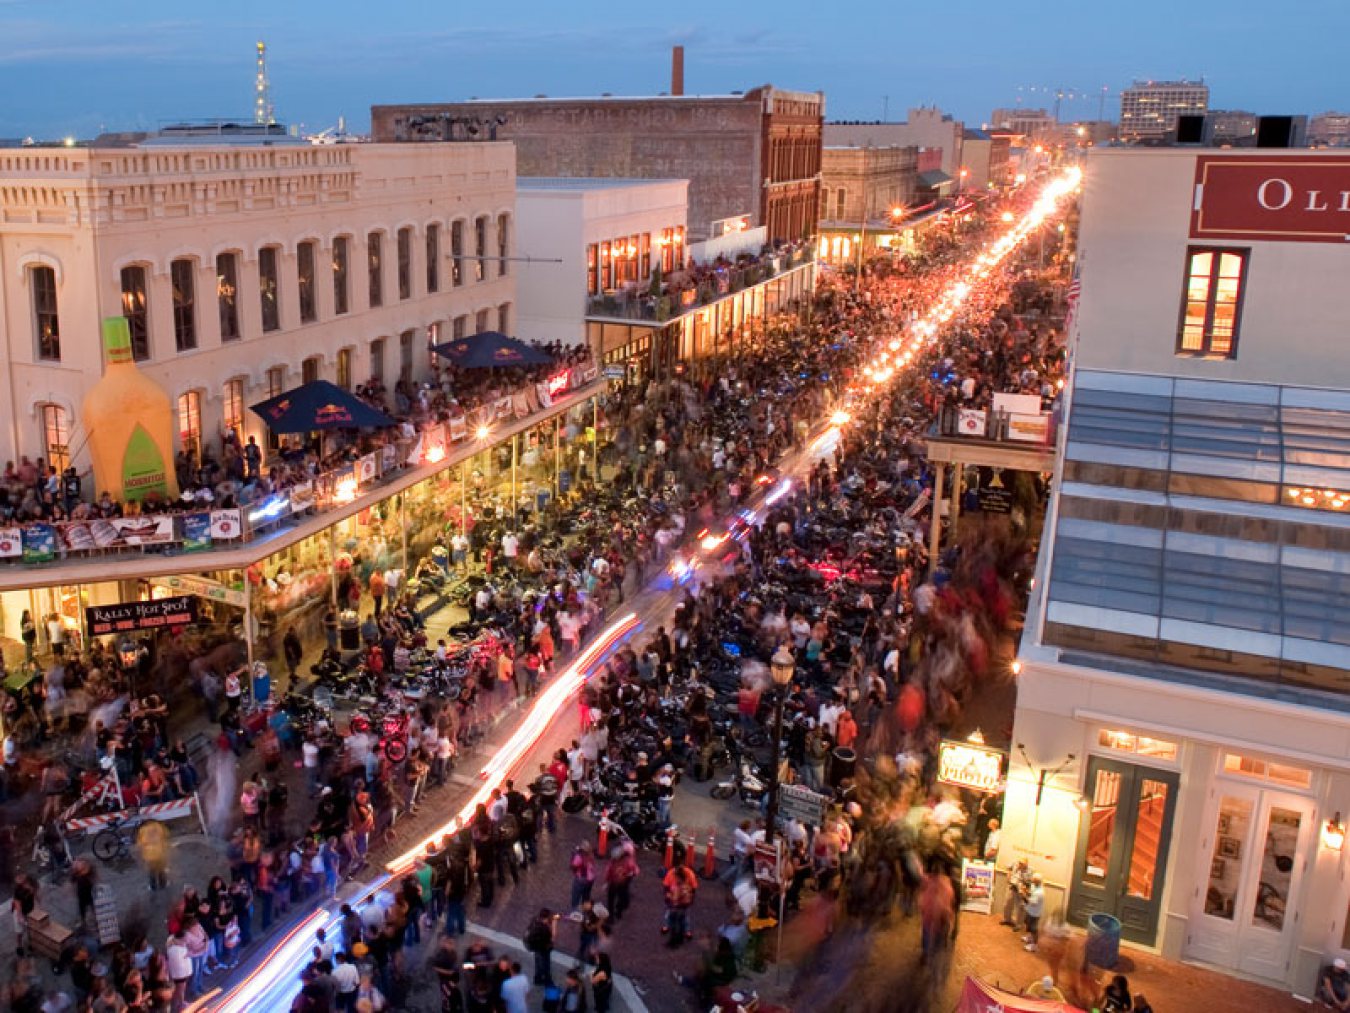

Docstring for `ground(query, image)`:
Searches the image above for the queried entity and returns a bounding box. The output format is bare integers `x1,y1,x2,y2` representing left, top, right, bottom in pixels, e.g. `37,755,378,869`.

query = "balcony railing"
586,246,813,323
0,365,601,570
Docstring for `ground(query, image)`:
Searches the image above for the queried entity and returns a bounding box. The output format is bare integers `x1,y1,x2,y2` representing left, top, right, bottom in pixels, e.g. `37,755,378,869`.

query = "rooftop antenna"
254,41,274,125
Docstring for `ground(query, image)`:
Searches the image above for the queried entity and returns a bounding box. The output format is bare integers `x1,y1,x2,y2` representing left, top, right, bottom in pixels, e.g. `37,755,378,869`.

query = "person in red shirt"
661,860,698,946
835,710,858,750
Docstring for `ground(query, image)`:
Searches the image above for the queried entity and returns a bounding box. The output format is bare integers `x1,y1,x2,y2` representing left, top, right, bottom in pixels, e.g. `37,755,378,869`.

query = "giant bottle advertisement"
82,316,180,503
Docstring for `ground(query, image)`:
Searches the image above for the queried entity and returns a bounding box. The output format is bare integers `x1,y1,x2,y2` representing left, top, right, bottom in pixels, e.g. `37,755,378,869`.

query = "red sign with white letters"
1190,154,1350,244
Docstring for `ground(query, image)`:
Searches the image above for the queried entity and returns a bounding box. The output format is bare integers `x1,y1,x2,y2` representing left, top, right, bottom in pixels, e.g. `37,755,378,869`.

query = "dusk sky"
2,0,1346,139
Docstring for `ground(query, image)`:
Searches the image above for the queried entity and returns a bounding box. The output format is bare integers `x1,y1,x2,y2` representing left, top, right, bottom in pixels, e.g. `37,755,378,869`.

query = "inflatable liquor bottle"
82,316,180,503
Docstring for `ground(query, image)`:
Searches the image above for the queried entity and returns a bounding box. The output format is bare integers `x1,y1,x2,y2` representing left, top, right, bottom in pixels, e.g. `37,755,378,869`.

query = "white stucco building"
513,177,688,347
1007,147,1350,996
0,135,516,476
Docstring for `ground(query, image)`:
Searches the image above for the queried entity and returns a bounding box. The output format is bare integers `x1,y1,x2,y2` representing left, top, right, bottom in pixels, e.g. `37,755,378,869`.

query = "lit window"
332,237,350,315
258,247,281,333
1222,753,1312,789
177,390,202,464
497,214,510,277
474,216,488,282
397,227,412,300
336,348,352,391
1096,729,1178,762
40,404,70,474
170,258,197,351
30,265,59,361
451,221,464,287
297,241,317,323
120,265,150,360
222,378,245,444
1178,247,1247,359
367,232,383,308
217,253,241,341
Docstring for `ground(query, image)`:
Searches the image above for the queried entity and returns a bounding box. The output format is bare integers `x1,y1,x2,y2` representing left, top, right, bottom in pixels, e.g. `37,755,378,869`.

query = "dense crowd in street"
0,187,1092,1013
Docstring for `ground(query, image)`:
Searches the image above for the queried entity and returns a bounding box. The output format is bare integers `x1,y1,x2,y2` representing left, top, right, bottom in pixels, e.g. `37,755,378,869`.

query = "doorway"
1185,786,1314,982
1068,756,1180,944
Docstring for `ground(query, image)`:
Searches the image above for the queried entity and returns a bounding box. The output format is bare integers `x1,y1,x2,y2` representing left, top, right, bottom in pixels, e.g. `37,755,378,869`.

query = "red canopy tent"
957,977,1088,1013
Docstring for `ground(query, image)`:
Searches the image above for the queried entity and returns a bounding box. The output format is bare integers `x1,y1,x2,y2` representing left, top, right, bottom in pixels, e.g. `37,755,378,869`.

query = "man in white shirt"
817,694,845,738
302,737,321,797
501,531,520,569
501,962,531,1013
331,951,360,1003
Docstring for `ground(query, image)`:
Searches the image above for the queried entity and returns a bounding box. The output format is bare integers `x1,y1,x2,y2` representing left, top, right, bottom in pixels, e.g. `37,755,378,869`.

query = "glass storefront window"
1097,728,1179,762
1083,766,1122,884
1127,778,1171,900
1205,796,1253,920
1222,754,1312,790
1253,807,1301,931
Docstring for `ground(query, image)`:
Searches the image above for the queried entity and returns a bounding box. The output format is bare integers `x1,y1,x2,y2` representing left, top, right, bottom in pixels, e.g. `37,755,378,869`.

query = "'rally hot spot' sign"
86,595,198,636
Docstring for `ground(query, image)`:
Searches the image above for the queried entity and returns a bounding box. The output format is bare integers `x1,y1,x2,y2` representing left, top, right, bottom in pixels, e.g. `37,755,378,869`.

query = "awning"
431,331,554,369
250,380,396,434
918,169,955,187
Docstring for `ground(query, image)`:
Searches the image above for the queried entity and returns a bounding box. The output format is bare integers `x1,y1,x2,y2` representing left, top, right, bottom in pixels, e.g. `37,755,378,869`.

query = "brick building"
371,86,824,244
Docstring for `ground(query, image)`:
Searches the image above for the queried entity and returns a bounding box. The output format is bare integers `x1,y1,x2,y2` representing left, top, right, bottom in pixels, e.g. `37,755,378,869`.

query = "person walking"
603,842,638,922
919,861,956,966
569,843,596,911
137,819,170,891
661,859,698,947
369,570,386,618
283,628,304,682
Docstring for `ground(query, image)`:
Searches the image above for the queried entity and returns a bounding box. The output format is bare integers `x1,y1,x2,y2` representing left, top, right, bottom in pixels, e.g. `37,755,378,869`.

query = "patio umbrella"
431,331,554,369
250,380,396,434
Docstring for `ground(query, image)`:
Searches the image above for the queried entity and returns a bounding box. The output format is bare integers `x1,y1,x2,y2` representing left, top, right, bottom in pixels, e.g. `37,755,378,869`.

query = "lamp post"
765,645,795,844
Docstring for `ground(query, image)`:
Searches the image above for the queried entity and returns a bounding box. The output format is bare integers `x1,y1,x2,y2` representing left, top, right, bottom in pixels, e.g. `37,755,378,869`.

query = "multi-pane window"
177,390,202,464
370,338,385,384
40,404,70,474
640,233,651,278
835,188,846,218
453,315,467,340
426,224,440,293
451,221,464,287
474,216,487,282
302,356,320,384
170,258,197,351
1178,247,1247,359
587,244,599,295
497,302,511,334
223,378,245,445
336,348,352,391
497,214,510,277
297,241,317,323
397,227,412,300
120,265,150,360
367,232,383,308
673,226,685,269
660,229,674,274
475,309,490,334
258,246,281,332
600,242,612,291
30,265,59,361
332,237,350,315
400,330,414,383
266,366,286,399
216,253,240,341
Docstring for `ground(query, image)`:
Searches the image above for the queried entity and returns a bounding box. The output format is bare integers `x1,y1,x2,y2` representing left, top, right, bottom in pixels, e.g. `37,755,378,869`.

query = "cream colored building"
1007,147,1350,997
0,136,516,478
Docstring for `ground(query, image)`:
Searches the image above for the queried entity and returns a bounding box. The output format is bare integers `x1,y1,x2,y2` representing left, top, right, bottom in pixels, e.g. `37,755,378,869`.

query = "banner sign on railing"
181,513,212,552
210,509,242,540
358,453,378,485
0,527,21,558
23,523,56,563
495,397,512,420
150,574,247,608
86,595,198,636
289,483,314,514
448,416,467,442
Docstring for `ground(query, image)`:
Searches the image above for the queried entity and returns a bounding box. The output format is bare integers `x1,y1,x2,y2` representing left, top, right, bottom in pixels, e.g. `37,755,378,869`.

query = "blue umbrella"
431,331,554,369
250,380,397,434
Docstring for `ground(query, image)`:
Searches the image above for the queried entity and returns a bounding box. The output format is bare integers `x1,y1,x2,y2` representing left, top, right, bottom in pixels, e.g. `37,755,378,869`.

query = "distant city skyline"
1,0,1347,139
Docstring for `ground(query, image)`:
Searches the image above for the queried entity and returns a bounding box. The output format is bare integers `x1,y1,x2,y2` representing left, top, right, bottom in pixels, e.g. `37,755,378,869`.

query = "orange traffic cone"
684,833,697,869
663,828,675,870
597,809,609,856
702,832,717,879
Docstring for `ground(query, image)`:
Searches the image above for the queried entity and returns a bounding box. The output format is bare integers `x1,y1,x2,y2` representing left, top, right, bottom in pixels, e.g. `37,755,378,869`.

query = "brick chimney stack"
671,46,685,96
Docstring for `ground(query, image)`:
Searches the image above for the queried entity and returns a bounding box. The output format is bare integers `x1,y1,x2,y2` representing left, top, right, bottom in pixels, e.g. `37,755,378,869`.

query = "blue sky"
1,0,1346,139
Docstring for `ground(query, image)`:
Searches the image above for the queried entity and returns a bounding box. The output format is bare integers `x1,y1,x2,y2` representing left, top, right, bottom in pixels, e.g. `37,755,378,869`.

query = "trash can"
1086,912,1121,969
829,746,857,788
338,609,361,651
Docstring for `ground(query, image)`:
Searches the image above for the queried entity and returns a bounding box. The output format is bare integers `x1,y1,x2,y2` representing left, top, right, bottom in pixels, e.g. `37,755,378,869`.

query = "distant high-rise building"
1119,80,1209,141
989,107,1056,138
1309,111,1350,147
1205,109,1257,146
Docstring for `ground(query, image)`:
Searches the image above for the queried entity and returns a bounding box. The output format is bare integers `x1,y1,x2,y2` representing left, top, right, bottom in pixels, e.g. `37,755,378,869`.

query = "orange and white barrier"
66,792,207,836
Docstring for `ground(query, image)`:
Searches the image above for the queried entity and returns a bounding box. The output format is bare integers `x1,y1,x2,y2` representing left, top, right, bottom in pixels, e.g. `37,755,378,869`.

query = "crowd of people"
2,189,1093,1012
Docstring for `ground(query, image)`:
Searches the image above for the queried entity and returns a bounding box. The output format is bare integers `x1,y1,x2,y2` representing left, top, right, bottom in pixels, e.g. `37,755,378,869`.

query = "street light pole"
765,645,796,844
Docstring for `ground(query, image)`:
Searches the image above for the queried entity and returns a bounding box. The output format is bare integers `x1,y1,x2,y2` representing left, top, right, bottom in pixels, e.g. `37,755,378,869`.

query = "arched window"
39,404,70,473
120,264,151,360
170,257,197,351
30,265,60,361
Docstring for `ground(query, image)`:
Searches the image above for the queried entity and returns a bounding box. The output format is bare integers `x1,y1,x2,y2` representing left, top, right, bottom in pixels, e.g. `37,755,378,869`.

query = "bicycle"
91,813,143,864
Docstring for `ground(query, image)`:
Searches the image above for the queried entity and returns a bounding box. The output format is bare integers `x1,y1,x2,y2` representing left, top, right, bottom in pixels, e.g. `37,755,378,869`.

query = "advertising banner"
150,574,247,608
958,408,987,437
448,416,468,442
495,397,512,420
87,595,198,636
513,391,531,418
537,383,554,409
209,509,243,541
960,860,996,914
358,453,378,485
180,513,212,552
22,523,56,563
957,977,1084,1013
58,521,96,553
0,527,22,558
110,515,174,546
289,482,315,514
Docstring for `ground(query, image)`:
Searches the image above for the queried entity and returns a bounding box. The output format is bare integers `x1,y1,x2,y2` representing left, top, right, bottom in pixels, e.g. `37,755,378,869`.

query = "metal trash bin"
1086,912,1121,969
338,609,361,651
829,746,857,787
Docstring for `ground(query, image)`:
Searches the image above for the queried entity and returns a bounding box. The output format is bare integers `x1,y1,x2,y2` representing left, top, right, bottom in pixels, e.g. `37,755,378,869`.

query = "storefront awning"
918,169,954,188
